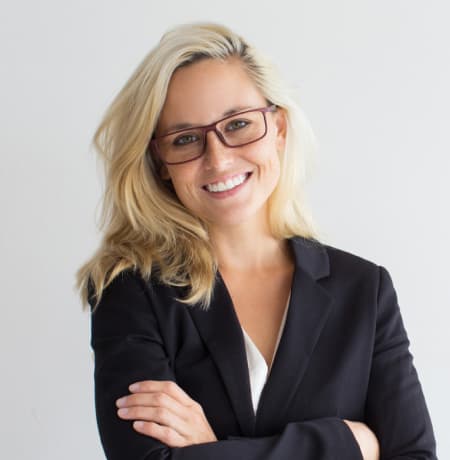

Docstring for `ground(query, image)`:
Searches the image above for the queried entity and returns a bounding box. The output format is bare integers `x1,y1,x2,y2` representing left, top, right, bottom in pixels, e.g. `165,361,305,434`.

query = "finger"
116,392,187,420
133,421,186,447
129,380,196,407
117,405,191,438
117,404,176,425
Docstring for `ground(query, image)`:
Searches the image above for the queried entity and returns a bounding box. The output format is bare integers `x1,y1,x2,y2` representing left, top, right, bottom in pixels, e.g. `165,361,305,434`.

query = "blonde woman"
76,22,436,460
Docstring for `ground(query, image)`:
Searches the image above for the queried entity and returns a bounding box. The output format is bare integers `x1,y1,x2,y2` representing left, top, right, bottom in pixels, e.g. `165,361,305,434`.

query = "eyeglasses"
150,104,277,165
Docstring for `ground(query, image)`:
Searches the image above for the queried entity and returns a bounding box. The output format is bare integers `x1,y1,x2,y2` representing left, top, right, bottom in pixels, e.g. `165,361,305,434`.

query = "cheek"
253,127,281,164
255,143,281,176
268,157,282,188
170,177,191,200
167,170,200,206
261,147,282,190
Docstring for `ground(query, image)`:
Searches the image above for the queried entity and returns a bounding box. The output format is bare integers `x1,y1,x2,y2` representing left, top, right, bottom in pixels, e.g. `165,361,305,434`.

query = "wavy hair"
75,21,323,312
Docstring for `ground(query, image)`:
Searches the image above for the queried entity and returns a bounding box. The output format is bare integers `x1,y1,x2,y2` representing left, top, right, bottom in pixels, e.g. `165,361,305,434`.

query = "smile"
204,172,251,193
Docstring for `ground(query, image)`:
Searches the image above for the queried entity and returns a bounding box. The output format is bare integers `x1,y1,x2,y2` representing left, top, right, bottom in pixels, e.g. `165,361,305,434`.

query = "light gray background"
1,1,448,458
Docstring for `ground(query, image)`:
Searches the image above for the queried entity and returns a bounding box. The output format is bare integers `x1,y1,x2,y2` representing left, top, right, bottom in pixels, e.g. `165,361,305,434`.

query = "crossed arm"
114,379,379,459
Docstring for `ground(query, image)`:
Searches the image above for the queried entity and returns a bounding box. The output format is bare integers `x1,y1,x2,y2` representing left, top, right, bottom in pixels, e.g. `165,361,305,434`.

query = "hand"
343,419,380,460
116,380,218,447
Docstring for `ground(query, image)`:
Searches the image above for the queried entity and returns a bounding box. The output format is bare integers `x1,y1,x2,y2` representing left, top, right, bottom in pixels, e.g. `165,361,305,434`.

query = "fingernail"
116,397,126,407
129,383,139,391
118,408,128,416
134,421,144,429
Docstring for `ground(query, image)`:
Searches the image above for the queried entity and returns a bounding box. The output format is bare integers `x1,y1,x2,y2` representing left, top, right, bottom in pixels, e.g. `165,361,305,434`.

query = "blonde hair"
75,21,323,312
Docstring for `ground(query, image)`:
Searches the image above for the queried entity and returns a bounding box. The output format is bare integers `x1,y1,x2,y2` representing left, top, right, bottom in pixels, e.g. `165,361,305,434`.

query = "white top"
241,290,291,414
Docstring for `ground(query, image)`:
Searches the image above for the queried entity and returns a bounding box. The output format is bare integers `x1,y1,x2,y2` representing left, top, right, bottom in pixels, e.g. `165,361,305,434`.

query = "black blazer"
89,236,437,459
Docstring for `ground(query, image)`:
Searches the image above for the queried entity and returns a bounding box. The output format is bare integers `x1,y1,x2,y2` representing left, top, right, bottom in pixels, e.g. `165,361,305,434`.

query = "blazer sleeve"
364,266,437,459
89,270,363,460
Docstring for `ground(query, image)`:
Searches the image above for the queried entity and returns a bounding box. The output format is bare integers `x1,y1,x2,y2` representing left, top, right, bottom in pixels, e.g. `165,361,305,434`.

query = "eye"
225,119,250,131
173,133,200,146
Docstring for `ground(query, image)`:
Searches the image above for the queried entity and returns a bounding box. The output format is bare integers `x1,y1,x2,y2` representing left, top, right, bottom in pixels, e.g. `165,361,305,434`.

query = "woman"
76,22,437,459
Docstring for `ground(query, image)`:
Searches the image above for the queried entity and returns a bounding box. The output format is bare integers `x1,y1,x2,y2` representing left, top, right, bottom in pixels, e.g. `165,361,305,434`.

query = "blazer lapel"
255,237,334,434
188,273,256,435
188,236,333,437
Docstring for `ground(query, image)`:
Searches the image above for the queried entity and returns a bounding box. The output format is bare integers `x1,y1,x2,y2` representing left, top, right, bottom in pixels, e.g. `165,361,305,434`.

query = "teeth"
205,173,248,193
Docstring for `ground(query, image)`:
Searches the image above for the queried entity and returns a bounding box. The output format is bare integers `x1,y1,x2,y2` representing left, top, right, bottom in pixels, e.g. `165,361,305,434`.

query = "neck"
208,217,293,273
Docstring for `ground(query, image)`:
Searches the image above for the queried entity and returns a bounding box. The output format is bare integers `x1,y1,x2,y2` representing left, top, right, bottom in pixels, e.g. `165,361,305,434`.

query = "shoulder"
291,237,400,318
87,268,149,311
320,241,398,303
324,242,380,272
88,267,185,321
88,268,172,347
291,235,383,278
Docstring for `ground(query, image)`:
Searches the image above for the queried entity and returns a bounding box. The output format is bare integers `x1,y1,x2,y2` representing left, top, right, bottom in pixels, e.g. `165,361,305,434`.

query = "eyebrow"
163,106,252,133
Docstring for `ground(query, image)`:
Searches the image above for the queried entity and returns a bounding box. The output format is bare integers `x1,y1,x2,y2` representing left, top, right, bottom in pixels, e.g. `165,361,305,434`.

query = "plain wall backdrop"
1,1,448,458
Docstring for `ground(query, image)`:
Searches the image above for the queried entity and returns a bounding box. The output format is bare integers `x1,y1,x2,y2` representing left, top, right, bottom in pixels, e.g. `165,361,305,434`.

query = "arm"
364,266,437,459
89,270,363,460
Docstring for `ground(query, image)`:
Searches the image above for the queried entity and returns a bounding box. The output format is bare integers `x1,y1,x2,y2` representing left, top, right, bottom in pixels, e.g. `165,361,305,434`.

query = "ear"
274,108,287,153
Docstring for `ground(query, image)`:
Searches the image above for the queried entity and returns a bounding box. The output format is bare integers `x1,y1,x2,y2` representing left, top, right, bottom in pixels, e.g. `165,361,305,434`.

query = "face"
155,57,286,231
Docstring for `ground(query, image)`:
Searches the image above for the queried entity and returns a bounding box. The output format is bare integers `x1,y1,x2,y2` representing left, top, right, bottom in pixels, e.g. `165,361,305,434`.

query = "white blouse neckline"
241,290,291,414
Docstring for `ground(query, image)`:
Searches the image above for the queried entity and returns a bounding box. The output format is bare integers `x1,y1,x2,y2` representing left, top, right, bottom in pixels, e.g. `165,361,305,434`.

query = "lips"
202,172,252,193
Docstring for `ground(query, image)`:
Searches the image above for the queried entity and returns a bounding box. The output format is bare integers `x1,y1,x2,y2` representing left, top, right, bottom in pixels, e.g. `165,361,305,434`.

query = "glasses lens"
218,111,266,147
155,109,267,164
156,129,204,164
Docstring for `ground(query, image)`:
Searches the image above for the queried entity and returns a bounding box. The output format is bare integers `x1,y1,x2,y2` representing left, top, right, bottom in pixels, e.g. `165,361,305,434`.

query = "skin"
116,57,380,458
156,56,286,242
116,380,217,446
343,420,380,460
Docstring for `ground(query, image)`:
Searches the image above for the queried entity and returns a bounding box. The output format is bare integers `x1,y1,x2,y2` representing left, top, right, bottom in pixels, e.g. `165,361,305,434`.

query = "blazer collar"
288,235,330,279
188,236,334,436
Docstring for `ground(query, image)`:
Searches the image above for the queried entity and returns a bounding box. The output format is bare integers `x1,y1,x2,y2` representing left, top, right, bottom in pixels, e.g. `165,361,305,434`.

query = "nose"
203,129,233,170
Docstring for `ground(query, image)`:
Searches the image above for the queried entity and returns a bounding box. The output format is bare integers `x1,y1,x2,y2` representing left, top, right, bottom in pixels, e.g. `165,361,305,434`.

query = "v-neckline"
241,290,291,414
241,289,291,373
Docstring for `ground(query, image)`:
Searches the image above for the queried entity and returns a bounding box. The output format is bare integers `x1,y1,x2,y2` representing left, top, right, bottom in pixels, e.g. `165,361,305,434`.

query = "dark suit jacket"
89,236,437,459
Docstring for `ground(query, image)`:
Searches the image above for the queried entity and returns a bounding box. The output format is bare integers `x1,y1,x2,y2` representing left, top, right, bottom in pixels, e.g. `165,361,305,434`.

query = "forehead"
157,57,266,130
